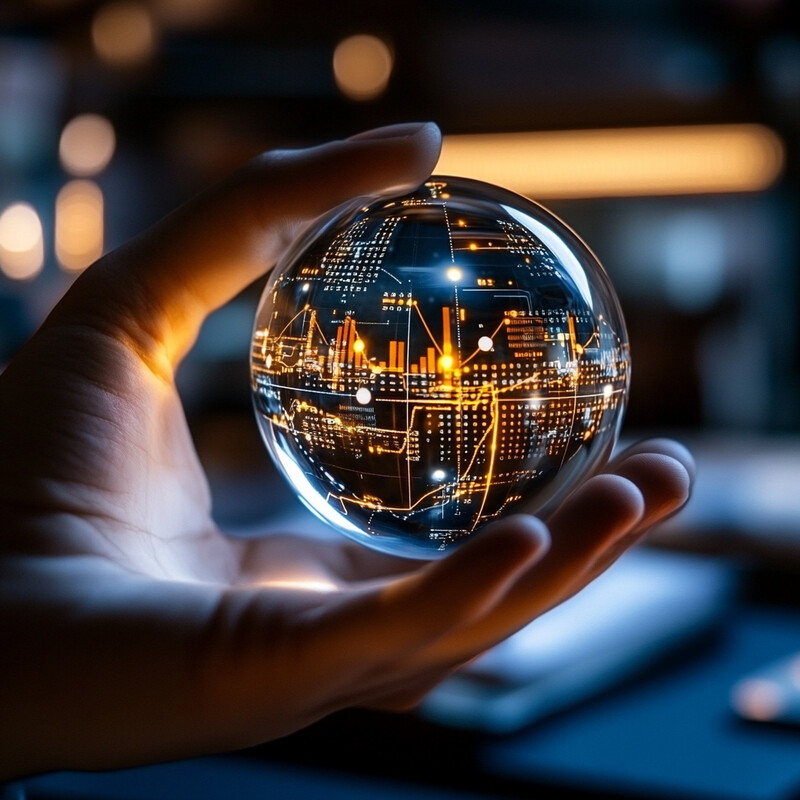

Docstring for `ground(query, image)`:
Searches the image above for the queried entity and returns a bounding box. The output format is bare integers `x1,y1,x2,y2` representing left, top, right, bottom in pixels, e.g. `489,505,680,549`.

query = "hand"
0,122,693,780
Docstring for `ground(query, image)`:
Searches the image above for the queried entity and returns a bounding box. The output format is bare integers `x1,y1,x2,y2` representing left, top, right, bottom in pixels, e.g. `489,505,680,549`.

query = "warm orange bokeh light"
59,114,116,177
333,34,393,101
436,124,785,199
55,180,104,272
92,1,157,67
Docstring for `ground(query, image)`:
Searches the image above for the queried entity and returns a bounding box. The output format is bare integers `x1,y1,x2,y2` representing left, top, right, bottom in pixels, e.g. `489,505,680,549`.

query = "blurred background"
6,1,800,798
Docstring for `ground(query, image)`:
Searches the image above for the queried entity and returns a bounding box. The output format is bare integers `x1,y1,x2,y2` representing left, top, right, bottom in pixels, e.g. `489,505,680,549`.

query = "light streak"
437,124,785,198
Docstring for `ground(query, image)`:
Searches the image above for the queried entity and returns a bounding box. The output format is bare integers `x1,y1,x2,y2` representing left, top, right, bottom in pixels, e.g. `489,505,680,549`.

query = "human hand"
0,121,693,779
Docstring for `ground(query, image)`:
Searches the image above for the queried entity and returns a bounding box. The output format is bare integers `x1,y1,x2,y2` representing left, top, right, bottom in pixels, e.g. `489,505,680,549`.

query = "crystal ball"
251,176,630,559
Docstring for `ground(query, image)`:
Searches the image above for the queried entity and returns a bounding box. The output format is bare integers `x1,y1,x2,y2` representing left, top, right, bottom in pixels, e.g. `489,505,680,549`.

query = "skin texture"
0,122,694,780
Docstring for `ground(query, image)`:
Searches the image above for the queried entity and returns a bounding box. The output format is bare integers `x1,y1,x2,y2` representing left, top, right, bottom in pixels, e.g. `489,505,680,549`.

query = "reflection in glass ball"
251,177,630,558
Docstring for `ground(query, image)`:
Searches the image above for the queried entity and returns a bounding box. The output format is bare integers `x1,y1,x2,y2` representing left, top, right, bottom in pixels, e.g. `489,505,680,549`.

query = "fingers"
478,473,646,632
353,454,691,710
386,515,550,628
610,436,696,481
305,479,642,706
414,441,693,665
538,472,646,572
258,437,693,707
309,516,549,669
611,451,693,531
216,439,694,737
571,444,693,583
52,122,442,366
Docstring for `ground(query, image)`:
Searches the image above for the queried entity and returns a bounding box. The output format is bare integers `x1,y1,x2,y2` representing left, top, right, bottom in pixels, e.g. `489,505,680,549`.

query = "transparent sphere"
251,176,630,559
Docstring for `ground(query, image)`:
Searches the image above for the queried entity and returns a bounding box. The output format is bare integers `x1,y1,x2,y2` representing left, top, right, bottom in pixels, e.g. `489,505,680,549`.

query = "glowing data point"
446,266,463,281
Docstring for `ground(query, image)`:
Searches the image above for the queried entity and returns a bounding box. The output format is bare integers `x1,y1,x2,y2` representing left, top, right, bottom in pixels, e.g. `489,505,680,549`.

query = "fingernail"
347,121,439,142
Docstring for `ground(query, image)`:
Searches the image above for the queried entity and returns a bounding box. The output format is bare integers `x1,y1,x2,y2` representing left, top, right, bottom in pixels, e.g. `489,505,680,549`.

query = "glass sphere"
251,176,630,559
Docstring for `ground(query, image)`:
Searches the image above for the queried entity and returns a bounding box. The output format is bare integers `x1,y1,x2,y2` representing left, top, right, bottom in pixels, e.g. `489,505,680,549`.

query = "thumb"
51,122,442,366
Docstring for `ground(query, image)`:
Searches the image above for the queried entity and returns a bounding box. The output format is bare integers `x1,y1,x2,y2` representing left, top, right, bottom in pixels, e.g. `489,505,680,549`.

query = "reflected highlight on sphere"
251,176,630,558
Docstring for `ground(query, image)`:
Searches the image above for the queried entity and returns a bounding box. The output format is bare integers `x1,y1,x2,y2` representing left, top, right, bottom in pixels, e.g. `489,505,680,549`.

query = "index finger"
51,122,442,366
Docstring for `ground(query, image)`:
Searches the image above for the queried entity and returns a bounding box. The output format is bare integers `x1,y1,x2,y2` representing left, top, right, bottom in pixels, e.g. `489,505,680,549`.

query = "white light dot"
59,114,116,177
603,384,613,398
0,203,44,280
0,203,42,253
478,335,493,351
446,267,462,282
431,469,446,481
355,387,372,405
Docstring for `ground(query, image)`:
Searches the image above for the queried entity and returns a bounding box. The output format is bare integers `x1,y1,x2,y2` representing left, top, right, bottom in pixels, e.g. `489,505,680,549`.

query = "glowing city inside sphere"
251,176,630,558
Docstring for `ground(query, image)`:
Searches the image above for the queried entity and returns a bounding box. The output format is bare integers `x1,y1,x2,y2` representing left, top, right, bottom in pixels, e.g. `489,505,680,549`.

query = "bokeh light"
0,203,44,281
436,124,784,199
55,180,104,272
730,678,786,721
91,1,157,67
59,114,116,177
333,34,393,101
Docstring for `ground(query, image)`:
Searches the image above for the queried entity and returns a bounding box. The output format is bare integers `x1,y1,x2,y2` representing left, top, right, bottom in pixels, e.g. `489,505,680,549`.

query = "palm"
1,318,231,582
